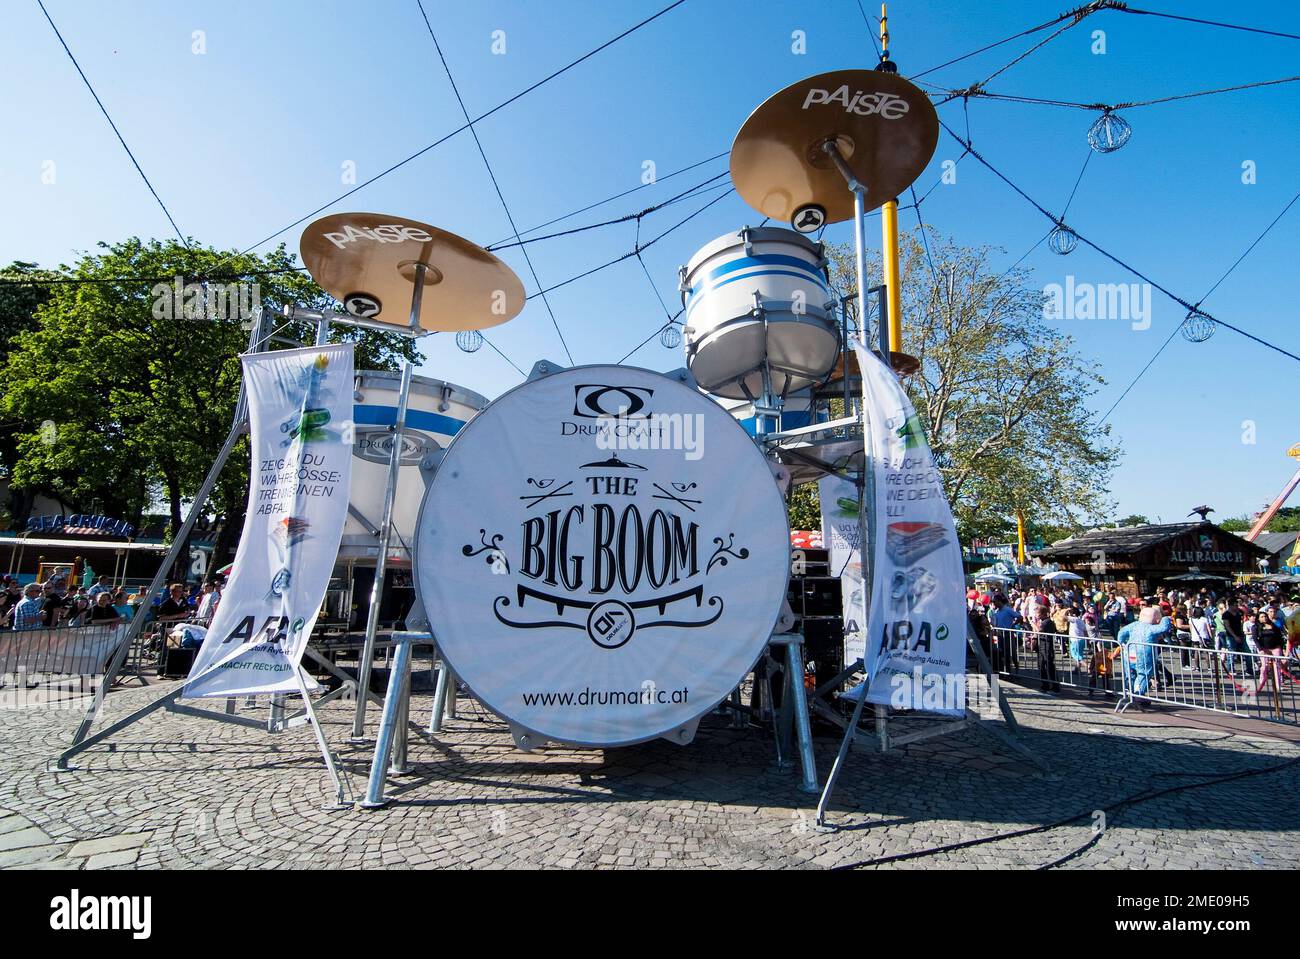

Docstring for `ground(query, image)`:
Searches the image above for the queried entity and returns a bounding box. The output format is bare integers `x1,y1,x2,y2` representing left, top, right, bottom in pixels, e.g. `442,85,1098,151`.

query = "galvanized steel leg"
784,637,819,793
360,635,413,809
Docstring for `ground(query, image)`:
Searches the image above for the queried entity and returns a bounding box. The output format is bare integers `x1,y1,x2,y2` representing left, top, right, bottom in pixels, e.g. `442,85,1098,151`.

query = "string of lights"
1100,185,1300,423
938,74,1300,111
616,307,685,365
936,118,1300,369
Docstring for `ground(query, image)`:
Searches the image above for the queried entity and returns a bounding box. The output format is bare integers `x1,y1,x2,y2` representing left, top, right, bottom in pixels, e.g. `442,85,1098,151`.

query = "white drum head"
414,365,790,746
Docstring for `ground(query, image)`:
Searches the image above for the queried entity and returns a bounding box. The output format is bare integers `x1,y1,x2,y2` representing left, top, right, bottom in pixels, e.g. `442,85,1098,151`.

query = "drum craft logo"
567,383,705,460
460,384,750,649
352,427,437,465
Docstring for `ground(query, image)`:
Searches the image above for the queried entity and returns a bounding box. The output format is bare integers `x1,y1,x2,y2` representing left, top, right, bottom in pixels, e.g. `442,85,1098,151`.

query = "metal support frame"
361,631,428,808
58,294,426,802
57,667,349,807
427,646,459,734
351,265,424,740
60,311,264,764
769,633,819,793
806,149,1041,824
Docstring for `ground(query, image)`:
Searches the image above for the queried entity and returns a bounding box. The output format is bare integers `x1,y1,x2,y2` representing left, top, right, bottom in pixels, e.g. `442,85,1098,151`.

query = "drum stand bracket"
527,358,566,381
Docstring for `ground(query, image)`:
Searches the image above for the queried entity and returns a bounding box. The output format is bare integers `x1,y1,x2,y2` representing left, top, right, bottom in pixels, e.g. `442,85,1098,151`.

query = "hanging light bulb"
659,324,682,349
1087,111,1131,153
1180,309,1216,343
455,329,484,353
1048,223,1078,255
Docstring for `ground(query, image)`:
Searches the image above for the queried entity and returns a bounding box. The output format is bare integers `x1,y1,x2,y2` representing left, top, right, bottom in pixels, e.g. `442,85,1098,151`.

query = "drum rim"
353,369,490,411
682,226,825,279
411,362,791,748
687,311,840,357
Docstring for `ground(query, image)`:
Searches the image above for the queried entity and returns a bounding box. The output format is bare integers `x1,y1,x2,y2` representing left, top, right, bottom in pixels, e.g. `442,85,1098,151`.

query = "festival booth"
59,63,1037,823
1032,522,1268,594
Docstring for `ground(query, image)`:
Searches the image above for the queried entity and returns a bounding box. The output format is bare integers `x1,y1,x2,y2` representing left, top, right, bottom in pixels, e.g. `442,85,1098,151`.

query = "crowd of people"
969,580,1300,703
0,570,224,633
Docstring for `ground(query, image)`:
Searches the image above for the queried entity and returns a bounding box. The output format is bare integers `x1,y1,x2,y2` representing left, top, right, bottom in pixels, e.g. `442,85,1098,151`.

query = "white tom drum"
341,371,489,561
680,227,839,401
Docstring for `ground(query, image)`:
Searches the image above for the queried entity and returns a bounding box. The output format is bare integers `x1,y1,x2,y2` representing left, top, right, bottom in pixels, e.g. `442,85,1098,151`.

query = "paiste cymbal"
730,69,939,225
300,213,525,332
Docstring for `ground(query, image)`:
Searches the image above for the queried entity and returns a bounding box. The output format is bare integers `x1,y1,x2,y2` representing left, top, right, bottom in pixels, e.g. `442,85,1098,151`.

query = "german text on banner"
854,343,966,715
184,344,354,697
819,474,866,667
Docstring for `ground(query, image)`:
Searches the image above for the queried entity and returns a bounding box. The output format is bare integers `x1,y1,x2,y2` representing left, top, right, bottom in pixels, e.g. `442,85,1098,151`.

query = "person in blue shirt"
8,584,46,631
988,594,1021,672
1114,612,1173,706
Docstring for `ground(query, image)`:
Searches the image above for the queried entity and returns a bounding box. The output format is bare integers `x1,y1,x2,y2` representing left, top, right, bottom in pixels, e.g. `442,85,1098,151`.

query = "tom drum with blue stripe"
679,227,839,400
342,371,489,561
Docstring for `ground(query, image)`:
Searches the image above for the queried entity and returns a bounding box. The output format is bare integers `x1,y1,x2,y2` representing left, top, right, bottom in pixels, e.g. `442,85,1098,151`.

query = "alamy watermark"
1,671,107,710
594,412,705,461
889,666,1001,719
1043,275,1151,330
151,276,261,324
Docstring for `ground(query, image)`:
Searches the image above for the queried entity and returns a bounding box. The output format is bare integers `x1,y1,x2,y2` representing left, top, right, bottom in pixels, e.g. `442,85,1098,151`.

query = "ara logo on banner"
184,344,355,698
416,365,791,747
853,343,966,716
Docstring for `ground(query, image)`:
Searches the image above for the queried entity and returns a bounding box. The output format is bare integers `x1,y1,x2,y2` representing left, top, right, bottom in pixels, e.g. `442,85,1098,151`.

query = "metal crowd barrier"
992,624,1300,726
992,627,1123,697
0,624,127,684
1113,639,1300,725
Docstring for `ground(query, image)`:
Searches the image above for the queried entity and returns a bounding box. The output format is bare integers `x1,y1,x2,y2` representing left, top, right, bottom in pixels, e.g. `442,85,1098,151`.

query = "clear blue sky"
2,0,1296,526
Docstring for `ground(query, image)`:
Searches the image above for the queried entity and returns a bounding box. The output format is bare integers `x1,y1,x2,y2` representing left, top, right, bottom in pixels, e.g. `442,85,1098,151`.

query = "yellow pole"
881,201,902,353
1016,513,1027,565
879,4,903,356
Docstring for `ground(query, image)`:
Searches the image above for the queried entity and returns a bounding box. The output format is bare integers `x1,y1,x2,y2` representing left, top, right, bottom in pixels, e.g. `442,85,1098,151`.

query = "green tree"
0,238,418,570
1221,506,1300,533
1115,513,1150,527
824,230,1116,542
787,482,820,531
0,261,61,521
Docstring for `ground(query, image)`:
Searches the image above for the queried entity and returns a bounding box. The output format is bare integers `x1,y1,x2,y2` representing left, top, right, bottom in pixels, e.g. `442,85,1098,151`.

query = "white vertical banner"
854,343,966,715
818,474,862,578
819,474,865,666
184,344,355,698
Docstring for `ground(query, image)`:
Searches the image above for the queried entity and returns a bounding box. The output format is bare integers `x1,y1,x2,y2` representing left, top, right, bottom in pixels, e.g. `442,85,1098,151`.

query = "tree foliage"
1221,507,1300,533
0,239,419,563
797,229,1117,542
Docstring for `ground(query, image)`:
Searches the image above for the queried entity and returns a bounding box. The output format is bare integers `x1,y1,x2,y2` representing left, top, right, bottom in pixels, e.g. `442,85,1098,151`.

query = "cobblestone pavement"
1,678,1297,869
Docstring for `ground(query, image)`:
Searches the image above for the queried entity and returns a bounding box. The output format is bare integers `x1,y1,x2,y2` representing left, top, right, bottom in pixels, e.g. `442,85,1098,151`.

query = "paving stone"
0,843,64,867
67,833,151,858
85,848,142,869
0,826,50,852
1,678,1297,868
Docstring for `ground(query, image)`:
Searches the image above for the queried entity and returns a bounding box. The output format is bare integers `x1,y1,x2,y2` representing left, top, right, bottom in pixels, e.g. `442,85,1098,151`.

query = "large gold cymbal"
300,213,525,332
730,69,939,225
